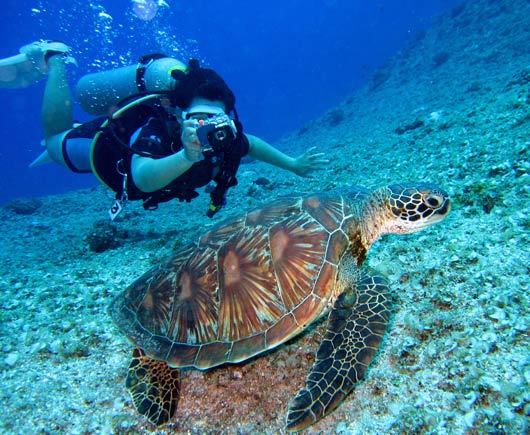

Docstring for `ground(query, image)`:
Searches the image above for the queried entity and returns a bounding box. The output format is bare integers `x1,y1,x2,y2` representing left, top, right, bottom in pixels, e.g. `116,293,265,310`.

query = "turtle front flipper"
286,272,391,432
126,348,180,426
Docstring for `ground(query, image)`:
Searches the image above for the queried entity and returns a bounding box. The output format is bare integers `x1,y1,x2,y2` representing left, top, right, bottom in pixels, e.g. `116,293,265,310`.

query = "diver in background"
0,41,327,219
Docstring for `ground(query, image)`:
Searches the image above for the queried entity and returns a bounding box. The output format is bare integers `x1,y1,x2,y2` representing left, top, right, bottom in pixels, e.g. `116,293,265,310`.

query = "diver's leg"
41,55,74,139
42,54,96,172
38,56,95,173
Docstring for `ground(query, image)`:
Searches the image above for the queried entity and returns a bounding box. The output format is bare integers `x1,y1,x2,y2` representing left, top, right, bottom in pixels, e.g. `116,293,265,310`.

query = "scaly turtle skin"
109,183,450,430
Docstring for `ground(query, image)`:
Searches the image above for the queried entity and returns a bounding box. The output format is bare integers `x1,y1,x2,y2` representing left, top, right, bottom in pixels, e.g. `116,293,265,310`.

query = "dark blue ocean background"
0,0,461,204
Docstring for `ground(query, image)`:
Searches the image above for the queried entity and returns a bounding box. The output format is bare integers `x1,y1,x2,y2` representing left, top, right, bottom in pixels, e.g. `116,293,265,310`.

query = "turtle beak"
416,196,451,230
442,199,451,214
433,197,451,221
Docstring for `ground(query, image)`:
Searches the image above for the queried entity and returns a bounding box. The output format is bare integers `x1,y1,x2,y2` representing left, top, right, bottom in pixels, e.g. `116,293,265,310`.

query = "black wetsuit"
69,96,249,212
126,116,250,209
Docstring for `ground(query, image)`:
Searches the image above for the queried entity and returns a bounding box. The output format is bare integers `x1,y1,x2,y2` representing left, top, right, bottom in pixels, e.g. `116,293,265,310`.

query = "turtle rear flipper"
286,272,391,432
126,348,180,426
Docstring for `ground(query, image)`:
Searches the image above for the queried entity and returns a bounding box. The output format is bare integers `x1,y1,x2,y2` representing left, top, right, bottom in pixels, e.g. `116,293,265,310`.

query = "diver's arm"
131,119,203,193
246,133,328,177
131,152,194,193
246,134,296,171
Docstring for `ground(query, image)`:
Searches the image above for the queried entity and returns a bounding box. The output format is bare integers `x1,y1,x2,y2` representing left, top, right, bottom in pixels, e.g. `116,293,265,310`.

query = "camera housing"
196,114,237,158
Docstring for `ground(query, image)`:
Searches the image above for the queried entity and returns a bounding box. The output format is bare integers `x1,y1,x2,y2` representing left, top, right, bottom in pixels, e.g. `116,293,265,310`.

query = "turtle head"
382,184,450,234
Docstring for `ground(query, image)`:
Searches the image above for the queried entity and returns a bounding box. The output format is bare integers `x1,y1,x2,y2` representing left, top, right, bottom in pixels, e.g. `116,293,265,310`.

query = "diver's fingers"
308,156,329,164
182,119,199,129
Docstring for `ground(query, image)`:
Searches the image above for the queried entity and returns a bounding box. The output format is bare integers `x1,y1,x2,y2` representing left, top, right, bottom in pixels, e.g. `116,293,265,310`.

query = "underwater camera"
196,114,236,157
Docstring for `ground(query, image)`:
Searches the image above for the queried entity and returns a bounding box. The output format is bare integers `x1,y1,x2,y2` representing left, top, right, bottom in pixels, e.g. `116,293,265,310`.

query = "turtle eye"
426,194,443,208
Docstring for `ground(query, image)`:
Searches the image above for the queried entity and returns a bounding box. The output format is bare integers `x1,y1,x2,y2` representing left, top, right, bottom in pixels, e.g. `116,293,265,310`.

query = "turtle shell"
110,188,368,369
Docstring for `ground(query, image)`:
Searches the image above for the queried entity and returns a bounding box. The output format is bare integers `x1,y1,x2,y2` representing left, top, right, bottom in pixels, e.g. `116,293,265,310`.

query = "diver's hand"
291,147,329,177
181,119,204,163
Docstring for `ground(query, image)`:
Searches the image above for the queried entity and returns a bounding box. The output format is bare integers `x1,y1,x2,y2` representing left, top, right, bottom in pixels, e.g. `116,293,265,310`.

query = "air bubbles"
132,0,159,21
98,11,113,20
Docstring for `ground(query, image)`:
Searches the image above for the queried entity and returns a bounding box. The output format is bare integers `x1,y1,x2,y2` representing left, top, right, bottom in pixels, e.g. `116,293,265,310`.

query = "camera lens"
214,130,227,141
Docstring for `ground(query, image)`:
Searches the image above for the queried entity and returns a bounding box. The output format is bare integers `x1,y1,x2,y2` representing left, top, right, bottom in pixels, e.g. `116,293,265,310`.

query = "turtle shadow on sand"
173,321,325,432
172,306,393,432
109,183,450,432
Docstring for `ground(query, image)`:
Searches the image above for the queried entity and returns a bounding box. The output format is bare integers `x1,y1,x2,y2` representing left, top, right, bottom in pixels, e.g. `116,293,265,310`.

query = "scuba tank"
76,54,186,115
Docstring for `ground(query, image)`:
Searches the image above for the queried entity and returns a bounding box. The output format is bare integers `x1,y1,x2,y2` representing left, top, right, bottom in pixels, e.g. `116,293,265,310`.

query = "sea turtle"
109,183,450,431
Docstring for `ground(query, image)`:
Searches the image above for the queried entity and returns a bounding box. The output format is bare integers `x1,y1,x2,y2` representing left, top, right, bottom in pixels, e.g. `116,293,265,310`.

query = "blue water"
0,0,462,204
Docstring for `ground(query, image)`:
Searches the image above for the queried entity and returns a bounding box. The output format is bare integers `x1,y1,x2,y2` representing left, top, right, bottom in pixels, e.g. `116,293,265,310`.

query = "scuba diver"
0,41,327,219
